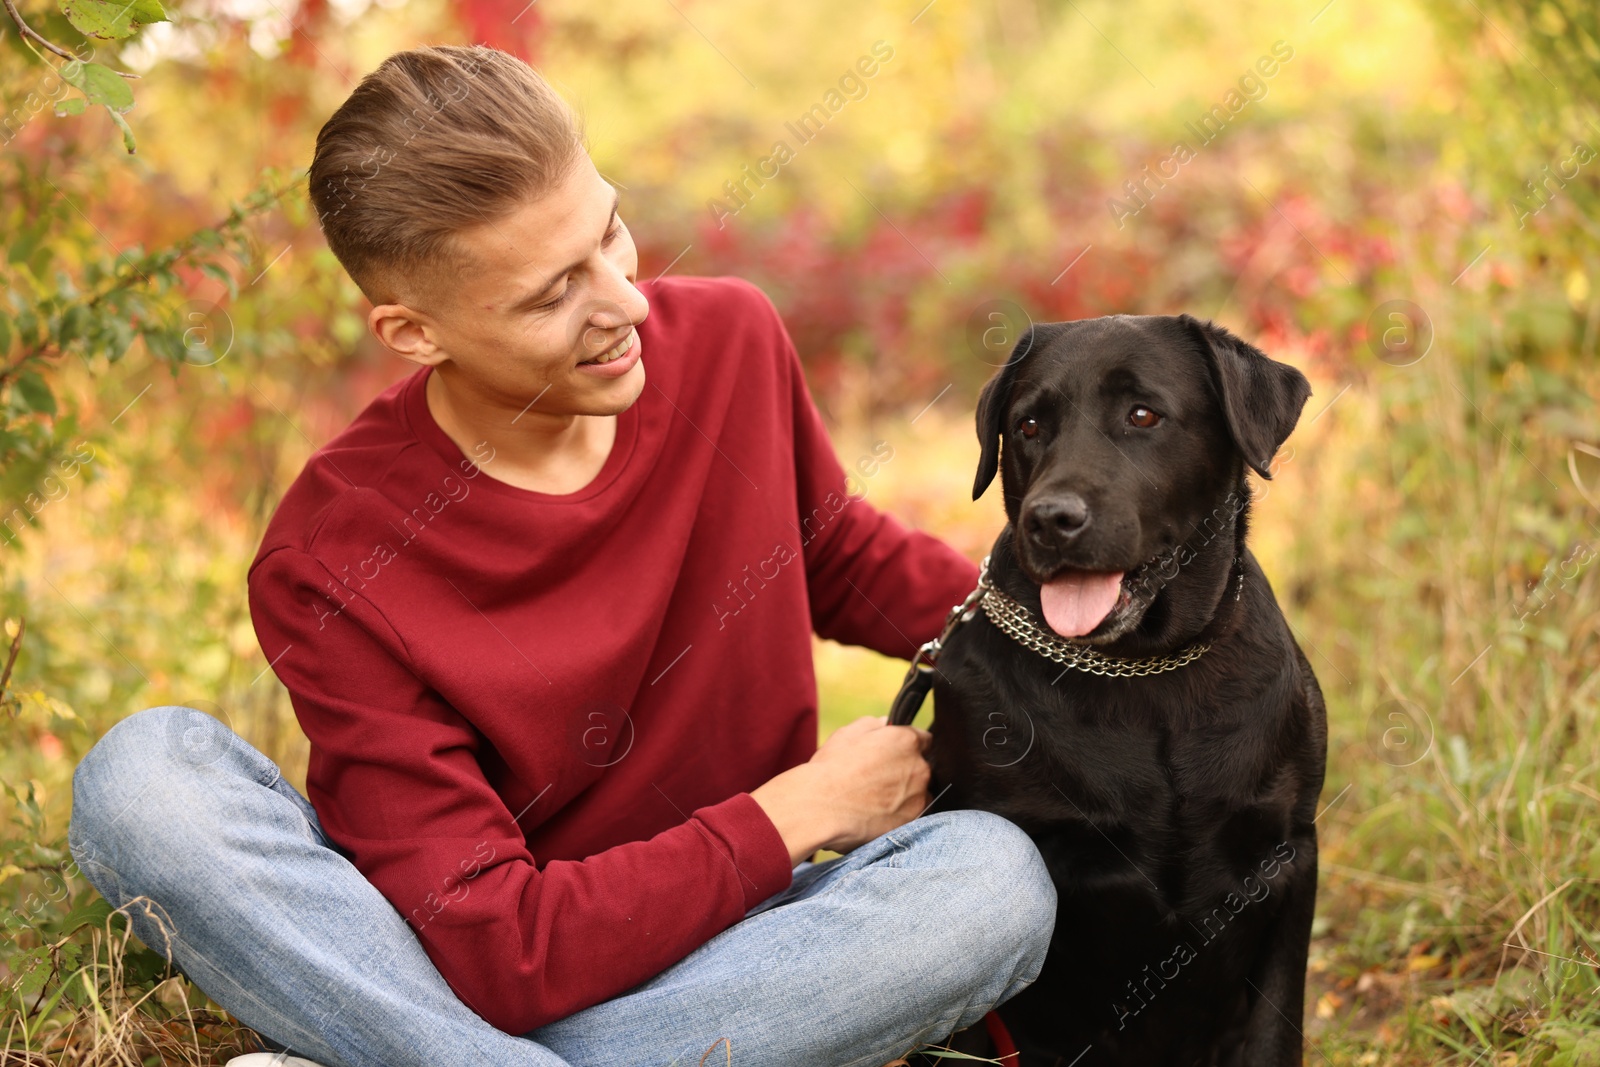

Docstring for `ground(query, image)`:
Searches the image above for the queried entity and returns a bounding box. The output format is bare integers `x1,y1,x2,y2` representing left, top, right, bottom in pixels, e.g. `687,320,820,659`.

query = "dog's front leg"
1228,835,1319,1067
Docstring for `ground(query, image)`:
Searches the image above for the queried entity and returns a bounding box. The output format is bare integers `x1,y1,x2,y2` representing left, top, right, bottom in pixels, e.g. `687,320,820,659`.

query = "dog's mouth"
1039,569,1126,637
1033,553,1174,640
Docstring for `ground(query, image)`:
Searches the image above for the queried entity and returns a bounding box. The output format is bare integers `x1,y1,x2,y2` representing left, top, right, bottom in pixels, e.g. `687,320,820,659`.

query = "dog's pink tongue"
1039,570,1125,637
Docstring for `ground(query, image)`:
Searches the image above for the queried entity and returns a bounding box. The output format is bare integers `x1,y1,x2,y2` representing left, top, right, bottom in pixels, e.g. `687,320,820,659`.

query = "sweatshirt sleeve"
247,545,794,1036
756,289,982,658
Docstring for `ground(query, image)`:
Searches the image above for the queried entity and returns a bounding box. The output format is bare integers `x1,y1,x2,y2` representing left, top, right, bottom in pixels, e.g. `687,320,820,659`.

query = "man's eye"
1128,406,1162,428
532,226,623,312
535,289,571,312
1017,417,1039,439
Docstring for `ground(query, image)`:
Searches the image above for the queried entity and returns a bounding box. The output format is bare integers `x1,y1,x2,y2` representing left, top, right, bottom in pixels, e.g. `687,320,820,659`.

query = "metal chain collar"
890,552,1216,725
976,563,1213,678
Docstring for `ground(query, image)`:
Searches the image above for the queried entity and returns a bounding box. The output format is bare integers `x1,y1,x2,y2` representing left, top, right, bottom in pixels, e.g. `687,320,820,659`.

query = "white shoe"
226,1054,331,1067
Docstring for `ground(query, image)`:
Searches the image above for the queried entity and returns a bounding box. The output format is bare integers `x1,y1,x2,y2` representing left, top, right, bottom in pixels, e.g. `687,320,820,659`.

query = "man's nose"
595,255,650,326
574,293,646,353
1023,493,1090,546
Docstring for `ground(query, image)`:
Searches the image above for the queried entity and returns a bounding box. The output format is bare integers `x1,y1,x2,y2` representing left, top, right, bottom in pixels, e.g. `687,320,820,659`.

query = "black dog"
928,314,1327,1066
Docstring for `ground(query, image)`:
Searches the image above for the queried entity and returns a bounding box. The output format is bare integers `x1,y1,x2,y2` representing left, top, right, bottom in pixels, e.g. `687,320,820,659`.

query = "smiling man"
66,44,1055,1067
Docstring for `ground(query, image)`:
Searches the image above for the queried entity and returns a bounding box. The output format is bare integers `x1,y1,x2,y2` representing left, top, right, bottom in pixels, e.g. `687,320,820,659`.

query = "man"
66,43,1055,1067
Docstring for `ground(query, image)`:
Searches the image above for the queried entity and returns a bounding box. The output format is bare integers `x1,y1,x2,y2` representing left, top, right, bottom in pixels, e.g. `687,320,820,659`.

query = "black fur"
932,314,1327,1066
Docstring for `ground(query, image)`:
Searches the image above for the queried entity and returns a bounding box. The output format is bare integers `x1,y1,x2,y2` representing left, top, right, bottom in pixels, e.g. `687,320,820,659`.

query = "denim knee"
68,705,265,885
912,810,1057,974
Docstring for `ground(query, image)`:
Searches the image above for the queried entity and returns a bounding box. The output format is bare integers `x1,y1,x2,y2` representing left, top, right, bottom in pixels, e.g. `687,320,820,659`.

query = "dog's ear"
973,324,1039,500
1181,315,1312,480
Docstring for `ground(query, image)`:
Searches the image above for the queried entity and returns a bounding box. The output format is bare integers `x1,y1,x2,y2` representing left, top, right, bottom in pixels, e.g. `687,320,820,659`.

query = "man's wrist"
749,764,838,866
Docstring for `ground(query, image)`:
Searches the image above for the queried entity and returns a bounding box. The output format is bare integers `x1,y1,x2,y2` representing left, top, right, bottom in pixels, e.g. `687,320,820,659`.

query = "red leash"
983,1010,1019,1062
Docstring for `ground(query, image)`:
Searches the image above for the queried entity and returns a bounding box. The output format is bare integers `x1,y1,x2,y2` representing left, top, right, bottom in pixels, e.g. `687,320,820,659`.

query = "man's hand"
749,715,933,866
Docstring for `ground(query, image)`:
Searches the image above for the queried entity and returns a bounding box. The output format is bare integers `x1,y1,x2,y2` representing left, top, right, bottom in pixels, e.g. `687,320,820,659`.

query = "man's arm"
249,546,796,1036
763,291,982,657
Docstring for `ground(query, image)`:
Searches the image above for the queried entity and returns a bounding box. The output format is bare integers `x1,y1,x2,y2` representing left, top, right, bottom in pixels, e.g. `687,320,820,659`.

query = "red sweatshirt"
247,275,981,1035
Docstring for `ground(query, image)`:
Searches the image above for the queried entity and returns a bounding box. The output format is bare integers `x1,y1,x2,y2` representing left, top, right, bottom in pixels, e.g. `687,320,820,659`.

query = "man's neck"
425,366,617,495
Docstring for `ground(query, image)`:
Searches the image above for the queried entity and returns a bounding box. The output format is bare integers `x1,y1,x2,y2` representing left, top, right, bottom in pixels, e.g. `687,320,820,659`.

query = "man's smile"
576,326,641,377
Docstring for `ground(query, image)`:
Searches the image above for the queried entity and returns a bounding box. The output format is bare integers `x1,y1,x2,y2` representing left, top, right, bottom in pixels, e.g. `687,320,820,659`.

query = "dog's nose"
1024,494,1090,544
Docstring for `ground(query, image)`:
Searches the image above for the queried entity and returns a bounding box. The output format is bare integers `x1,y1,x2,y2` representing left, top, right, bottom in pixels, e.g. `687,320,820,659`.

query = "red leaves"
453,0,544,61
660,122,1482,415
282,0,329,68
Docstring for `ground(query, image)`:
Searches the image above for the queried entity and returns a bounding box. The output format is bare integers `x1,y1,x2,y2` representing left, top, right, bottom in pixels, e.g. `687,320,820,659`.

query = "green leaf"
57,305,89,346
121,945,171,987
141,328,179,363
50,964,91,1010
15,308,38,346
0,313,11,355
60,62,134,114
27,244,53,283
15,371,56,417
8,946,51,1000
107,108,137,154
53,97,87,117
57,897,114,935
59,0,167,40
1545,1022,1600,1067
7,240,28,267
104,318,134,361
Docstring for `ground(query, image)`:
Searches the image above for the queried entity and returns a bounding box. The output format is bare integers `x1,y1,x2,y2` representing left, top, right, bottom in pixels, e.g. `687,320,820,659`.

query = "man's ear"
1180,314,1312,480
370,303,445,368
973,324,1039,500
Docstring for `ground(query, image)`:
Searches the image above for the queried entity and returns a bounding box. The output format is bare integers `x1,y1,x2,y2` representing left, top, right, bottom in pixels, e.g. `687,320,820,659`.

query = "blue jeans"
66,706,1056,1067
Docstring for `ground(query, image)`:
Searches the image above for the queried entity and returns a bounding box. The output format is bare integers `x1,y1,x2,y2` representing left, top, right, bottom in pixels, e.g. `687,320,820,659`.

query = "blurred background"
2,0,1598,1062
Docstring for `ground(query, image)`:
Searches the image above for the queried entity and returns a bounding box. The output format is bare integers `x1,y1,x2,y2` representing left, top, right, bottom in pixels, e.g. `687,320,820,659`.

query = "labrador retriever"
925,314,1327,1066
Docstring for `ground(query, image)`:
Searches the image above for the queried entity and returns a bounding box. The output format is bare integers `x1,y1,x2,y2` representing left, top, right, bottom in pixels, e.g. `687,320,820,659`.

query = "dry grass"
2,902,260,1066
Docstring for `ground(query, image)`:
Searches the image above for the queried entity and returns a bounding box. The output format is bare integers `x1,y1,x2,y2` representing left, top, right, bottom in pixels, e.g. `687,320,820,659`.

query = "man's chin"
578,359,645,416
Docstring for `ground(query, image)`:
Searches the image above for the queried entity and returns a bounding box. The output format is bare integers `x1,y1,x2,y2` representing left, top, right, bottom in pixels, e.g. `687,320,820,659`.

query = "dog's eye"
1128,406,1162,429
1017,417,1039,439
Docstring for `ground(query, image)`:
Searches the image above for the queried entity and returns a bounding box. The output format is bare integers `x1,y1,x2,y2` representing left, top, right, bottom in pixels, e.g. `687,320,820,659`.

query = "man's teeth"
585,330,635,365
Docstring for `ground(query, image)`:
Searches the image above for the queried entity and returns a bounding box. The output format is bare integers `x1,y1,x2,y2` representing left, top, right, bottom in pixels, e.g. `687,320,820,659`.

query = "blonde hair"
308,44,588,305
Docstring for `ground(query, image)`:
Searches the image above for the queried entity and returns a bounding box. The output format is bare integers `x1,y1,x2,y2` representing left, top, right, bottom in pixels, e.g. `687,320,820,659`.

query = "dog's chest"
937,692,1274,827
929,633,1302,910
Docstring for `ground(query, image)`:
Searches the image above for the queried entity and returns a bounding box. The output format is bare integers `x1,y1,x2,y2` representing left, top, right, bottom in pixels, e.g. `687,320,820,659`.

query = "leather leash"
886,558,1016,1060
887,556,991,727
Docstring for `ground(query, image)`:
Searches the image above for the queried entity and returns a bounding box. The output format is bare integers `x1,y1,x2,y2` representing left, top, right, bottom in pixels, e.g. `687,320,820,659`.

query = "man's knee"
908,810,1057,963
69,705,247,876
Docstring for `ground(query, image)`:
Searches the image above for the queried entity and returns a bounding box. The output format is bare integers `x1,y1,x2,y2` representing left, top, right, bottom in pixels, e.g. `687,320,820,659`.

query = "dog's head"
973,314,1311,644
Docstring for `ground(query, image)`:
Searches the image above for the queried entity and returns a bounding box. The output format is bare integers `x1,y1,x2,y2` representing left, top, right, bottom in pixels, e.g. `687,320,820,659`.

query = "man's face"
382,153,650,418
